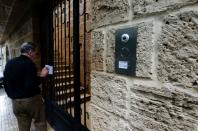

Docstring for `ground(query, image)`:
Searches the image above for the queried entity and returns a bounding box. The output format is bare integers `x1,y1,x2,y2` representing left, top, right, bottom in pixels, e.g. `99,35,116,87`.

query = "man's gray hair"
20,42,36,53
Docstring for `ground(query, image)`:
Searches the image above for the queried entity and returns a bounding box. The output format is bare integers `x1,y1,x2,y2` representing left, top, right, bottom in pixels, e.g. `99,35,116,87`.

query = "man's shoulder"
6,56,20,64
6,56,27,67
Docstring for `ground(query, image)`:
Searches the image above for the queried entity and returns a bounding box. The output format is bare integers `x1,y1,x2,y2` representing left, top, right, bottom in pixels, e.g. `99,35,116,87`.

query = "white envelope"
45,65,53,75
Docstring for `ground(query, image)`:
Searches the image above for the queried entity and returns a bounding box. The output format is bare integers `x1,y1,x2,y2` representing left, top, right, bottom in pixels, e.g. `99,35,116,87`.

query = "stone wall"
0,18,33,71
2,15,41,70
91,0,198,131
5,18,33,58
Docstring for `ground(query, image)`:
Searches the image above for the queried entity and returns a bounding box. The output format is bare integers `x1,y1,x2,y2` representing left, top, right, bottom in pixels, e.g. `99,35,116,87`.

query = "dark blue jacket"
3,55,42,99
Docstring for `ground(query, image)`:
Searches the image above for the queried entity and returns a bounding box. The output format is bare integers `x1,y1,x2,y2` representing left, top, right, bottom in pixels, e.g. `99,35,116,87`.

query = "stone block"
92,31,105,71
91,72,128,117
106,29,116,73
92,0,130,28
105,22,154,78
132,0,198,17
129,111,169,131
157,11,198,88
129,83,198,131
90,105,133,131
90,105,111,131
136,22,154,78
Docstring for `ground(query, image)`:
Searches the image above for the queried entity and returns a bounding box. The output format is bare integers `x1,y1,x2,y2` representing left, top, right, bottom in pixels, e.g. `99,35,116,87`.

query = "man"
3,42,48,131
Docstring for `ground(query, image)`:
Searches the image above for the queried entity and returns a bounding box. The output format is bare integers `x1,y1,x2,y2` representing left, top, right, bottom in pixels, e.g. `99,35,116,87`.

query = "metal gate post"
73,0,81,123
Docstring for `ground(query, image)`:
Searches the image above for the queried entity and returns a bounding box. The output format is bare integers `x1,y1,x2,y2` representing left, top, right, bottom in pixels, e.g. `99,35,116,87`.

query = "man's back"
4,55,40,99
4,42,48,131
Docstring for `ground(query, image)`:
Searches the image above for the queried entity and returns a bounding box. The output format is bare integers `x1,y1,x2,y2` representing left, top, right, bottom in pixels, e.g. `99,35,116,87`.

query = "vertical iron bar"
83,0,87,126
50,4,53,102
51,2,55,103
57,4,60,106
60,2,63,107
68,0,72,115
73,0,81,122
54,8,57,103
64,0,68,110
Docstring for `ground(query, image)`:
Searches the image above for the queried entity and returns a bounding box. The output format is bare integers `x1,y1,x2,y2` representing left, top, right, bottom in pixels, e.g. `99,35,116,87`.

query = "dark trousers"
12,95,47,131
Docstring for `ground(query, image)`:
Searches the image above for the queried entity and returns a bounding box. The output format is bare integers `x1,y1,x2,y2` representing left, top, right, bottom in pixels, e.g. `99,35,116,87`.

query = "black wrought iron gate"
41,0,91,130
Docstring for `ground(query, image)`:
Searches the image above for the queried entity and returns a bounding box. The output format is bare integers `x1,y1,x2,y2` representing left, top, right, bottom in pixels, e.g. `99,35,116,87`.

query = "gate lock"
115,27,138,76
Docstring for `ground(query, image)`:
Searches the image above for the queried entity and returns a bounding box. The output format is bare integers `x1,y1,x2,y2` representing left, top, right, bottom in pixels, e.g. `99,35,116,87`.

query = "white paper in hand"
45,65,53,75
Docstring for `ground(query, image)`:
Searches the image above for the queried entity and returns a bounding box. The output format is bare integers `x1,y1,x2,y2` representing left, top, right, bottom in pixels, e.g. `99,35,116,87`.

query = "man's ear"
27,50,32,56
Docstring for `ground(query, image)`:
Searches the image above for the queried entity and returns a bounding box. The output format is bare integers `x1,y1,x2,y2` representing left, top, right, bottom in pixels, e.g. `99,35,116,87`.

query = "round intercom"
121,34,130,43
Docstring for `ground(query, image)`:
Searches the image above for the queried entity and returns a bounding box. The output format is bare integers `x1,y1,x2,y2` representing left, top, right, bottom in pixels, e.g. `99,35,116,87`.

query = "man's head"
20,42,37,60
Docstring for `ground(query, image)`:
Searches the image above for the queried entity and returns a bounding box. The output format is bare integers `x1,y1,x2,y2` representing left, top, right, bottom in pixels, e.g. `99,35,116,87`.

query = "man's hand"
40,67,48,77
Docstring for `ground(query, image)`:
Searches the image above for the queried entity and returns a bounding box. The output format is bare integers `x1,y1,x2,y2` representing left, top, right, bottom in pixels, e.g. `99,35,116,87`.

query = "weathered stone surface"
91,72,128,117
5,19,33,59
106,29,116,73
90,105,133,131
91,1,198,131
129,111,169,131
105,22,154,78
129,83,198,131
9,18,32,42
0,2,14,37
92,0,130,28
4,18,35,68
90,105,111,131
157,11,198,88
136,22,154,78
92,31,105,71
133,0,198,17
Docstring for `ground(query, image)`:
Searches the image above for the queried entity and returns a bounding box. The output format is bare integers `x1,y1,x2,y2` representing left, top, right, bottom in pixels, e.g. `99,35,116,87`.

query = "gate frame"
39,0,90,130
